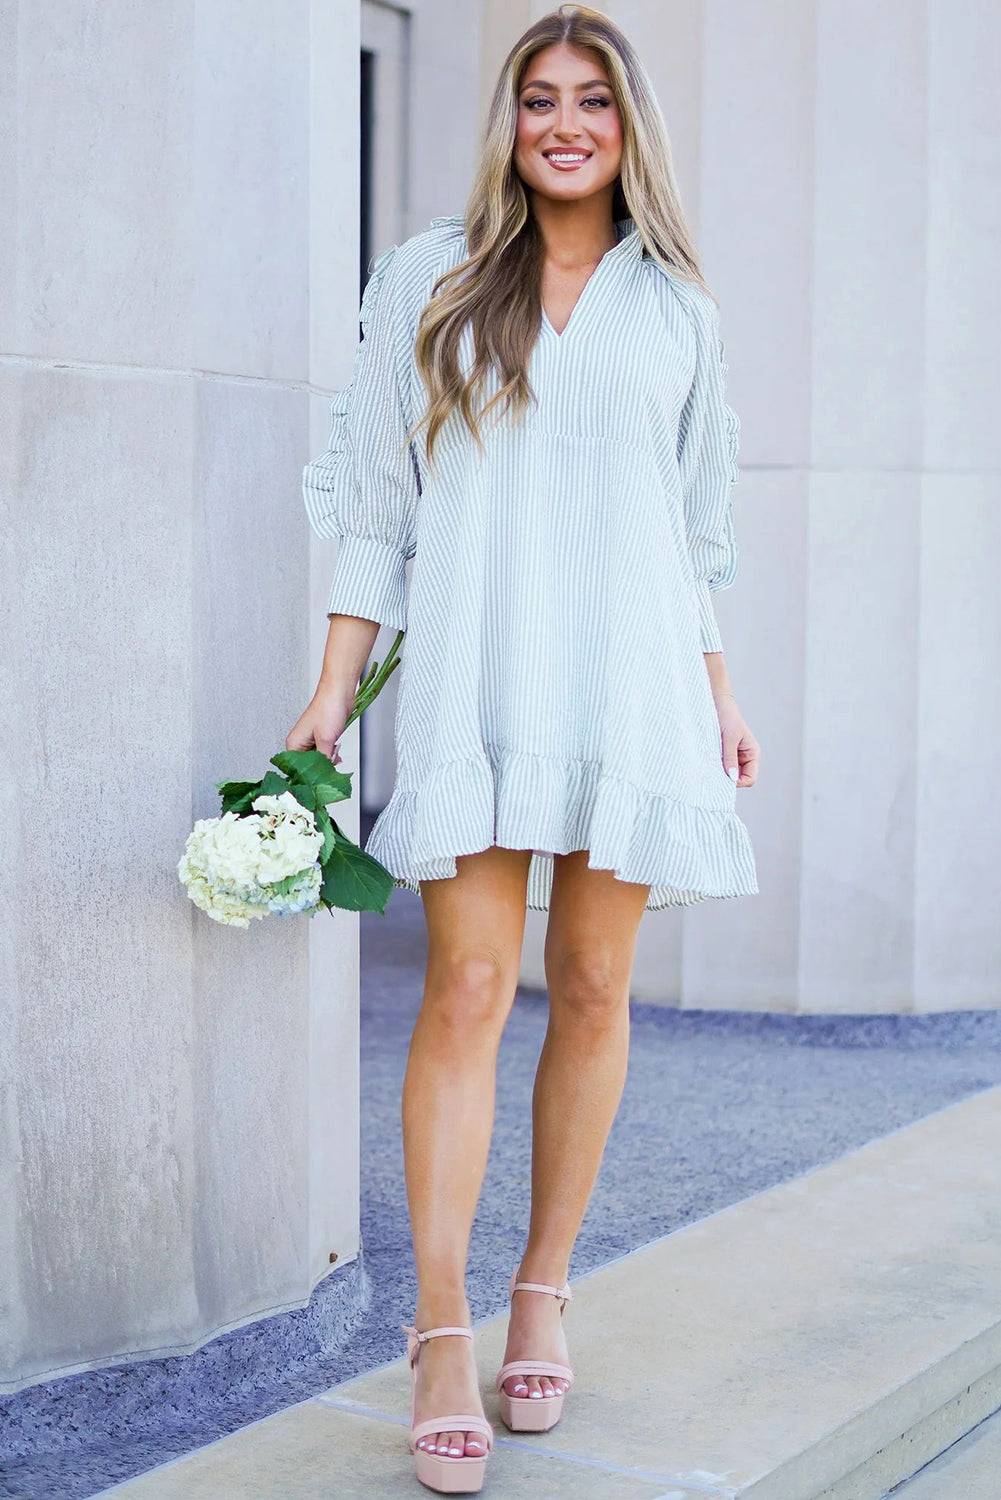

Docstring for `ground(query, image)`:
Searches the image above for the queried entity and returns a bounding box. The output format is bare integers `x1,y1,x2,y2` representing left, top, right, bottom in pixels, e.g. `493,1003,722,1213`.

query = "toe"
445,1429,464,1457
465,1431,486,1456
503,1374,529,1397
526,1376,543,1399
539,1378,555,1398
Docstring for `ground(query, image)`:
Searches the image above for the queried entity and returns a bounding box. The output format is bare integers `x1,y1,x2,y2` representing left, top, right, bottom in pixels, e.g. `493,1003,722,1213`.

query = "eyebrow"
520,78,611,91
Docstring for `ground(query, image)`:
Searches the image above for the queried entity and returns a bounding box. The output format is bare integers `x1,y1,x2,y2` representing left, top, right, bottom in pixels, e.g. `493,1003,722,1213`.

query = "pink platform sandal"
401,1322,494,1494
494,1271,575,1433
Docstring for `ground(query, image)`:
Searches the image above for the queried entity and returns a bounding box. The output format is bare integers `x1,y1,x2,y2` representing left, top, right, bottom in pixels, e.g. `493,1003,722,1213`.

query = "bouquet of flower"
178,631,403,927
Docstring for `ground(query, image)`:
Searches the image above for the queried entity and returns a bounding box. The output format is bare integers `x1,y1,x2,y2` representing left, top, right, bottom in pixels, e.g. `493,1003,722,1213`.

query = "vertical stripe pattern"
302,215,758,911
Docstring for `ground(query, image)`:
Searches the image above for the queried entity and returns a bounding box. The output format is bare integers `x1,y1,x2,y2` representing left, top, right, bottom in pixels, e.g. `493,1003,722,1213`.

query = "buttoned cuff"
326,535,409,633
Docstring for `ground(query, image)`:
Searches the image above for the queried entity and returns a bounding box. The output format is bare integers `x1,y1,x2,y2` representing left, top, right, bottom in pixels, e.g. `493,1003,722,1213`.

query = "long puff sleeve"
675,288,742,654
302,240,421,633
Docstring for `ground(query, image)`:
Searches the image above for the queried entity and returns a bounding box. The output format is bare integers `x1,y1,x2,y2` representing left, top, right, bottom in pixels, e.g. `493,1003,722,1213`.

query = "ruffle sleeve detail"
302,240,421,633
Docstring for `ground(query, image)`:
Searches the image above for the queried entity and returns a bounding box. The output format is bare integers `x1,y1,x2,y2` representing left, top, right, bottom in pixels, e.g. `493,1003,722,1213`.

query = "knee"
423,950,513,1037
547,949,625,1031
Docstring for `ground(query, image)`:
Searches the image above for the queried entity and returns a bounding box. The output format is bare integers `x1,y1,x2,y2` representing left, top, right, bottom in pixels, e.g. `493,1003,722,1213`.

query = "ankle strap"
401,1323,473,1343
509,1272,572,1308
402,1322,473,1370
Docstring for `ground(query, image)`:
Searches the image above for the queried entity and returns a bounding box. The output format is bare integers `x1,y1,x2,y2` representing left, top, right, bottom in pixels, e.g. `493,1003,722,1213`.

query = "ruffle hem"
364,746,758,912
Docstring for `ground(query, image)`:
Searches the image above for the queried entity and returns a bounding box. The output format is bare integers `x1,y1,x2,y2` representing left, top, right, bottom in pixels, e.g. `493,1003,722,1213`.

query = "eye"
521,92,611,111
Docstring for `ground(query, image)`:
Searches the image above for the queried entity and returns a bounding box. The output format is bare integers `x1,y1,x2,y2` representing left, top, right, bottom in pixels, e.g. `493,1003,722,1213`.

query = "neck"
529,187,620,269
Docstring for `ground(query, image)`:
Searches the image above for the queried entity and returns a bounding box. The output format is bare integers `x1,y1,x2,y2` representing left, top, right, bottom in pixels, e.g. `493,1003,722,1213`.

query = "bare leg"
500,852,650,1400
405,845,532,1459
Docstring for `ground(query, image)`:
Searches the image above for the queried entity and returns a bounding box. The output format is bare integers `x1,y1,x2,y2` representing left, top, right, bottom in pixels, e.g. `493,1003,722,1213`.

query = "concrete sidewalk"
104,1087,1001,1499
9,884,1001,1498
890,1406,1001,1497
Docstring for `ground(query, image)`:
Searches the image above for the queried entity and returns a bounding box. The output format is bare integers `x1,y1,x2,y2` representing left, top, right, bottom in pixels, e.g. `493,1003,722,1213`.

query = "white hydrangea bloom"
178,794,325,928
177,849,265,928
266,863,323,916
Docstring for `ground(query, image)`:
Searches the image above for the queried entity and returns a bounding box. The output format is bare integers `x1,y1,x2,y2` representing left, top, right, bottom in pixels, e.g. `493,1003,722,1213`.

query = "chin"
525,173,614,203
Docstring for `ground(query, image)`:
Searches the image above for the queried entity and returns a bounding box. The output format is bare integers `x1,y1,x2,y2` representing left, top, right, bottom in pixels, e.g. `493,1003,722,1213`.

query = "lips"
542,149,593,171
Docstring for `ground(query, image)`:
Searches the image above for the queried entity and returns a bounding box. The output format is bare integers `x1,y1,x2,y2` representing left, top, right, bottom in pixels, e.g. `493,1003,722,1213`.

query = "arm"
675,287,760,788
675,287,741,657
302,238,420,637
288,241,420,756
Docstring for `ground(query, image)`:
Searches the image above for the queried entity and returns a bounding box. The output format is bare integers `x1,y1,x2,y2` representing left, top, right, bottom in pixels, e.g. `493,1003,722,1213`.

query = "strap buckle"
510,1275,573,1310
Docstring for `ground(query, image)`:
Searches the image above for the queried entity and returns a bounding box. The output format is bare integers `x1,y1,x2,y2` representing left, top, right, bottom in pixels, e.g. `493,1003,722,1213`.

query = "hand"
713,692,760,788
284,679,357,763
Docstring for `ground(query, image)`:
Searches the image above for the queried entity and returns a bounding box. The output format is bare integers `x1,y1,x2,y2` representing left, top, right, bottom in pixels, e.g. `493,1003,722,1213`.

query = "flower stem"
343,628,404,728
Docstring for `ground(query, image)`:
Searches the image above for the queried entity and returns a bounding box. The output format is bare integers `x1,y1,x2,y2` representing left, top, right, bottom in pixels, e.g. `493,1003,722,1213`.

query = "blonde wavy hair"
409,3,709,464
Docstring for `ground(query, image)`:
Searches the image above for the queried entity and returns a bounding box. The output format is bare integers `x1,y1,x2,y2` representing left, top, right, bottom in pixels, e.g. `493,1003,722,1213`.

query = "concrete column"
913,0,1001,1012
1,0,360,1392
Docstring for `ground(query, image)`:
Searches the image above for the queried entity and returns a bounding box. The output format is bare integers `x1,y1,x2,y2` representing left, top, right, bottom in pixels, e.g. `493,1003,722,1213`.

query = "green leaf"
217,778,259,798
218,779,263,814
319,829,395,913
258,769,290,797
270,747,336,782
313,804,336,864
312,780,351,807
287,782,317,813
286,777,354,817
270,749,351,800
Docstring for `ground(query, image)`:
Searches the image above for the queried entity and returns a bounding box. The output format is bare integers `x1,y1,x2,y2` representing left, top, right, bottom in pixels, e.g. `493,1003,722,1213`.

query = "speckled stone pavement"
4,884,1001,1499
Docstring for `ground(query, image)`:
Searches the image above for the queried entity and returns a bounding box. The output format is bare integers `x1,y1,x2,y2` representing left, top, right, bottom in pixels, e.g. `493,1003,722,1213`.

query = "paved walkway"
5,886,1001,1497
890,1406,1001,1496
359,891,1001,1343
105,1087,1001,1497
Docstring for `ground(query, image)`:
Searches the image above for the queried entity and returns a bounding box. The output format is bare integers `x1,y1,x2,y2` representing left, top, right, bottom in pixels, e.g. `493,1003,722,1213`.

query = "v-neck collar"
540,215,643,345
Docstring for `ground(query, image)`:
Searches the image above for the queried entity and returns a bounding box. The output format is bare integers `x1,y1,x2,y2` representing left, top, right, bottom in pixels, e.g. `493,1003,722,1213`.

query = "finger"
721,732,741,781
738,742,760,786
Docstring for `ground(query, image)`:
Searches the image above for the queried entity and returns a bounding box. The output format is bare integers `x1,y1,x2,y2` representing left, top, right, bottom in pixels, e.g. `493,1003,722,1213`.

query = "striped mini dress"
303,213,758,911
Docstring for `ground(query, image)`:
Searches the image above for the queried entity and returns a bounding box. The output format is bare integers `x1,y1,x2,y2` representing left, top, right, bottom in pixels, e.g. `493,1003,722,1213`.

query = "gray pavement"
4,883,1001,1498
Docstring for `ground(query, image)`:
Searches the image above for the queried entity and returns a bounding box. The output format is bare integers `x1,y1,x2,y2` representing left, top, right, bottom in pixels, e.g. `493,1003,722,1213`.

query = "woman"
287,4,760,1491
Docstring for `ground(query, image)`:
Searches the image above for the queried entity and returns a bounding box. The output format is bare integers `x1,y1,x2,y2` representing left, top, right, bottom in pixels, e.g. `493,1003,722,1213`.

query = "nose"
553,103,583,139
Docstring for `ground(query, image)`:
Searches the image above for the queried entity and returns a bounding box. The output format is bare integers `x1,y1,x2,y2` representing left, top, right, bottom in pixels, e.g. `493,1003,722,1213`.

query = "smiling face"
514,41,624,206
